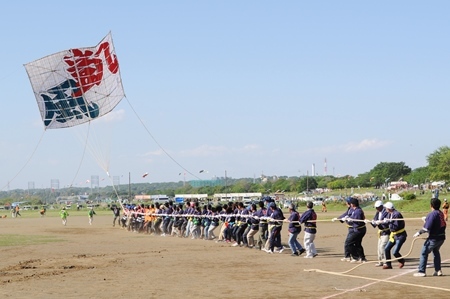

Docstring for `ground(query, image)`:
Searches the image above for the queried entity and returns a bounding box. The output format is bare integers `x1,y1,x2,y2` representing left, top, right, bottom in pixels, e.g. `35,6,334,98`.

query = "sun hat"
384,202,394,210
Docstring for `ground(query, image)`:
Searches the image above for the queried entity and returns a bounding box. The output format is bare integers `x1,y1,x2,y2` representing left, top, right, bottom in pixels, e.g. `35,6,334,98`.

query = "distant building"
213,192,261,201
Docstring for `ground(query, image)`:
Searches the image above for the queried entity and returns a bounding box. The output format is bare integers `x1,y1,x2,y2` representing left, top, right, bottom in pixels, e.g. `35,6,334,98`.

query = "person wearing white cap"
382,202,407,269
413,197,446,277
365,200,389,267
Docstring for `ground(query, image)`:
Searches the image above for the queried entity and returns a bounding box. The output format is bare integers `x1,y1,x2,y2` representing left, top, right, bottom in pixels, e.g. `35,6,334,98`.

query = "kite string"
1,130,46,191
123,96,201,180
69,122,91,188
104,171,125,212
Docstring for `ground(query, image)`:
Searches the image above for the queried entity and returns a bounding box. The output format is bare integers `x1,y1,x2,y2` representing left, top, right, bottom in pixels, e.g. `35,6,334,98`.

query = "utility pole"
225,170,228,200
128,172,131,201
306,170,309,193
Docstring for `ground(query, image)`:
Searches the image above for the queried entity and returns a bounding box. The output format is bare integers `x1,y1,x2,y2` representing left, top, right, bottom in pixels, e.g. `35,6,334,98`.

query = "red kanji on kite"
64,41,119,98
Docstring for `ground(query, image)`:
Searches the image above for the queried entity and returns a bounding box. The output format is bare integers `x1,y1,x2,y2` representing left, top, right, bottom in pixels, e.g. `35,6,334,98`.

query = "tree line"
1,146,450,205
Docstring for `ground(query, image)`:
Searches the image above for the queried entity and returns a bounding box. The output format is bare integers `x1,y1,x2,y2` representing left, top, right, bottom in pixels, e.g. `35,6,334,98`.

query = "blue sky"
1,1,450,190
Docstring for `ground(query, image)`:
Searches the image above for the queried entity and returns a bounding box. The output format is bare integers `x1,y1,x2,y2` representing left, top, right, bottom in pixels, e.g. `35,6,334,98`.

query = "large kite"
25,33,125,129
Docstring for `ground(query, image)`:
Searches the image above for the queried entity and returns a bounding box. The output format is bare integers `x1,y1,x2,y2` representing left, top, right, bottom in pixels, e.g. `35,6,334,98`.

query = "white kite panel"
25,33,125,129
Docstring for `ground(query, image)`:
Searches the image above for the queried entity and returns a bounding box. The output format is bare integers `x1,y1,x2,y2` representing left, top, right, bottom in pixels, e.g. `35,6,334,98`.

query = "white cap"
374,200,383,208
384,202,394,210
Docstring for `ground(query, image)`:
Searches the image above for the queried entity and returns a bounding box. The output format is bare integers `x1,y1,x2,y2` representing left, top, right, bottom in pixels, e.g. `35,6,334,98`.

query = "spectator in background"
40,206,46,217
88,207,96,225
60,207,69,226
111,205,121,227
15,205,21,217
442,199,449,222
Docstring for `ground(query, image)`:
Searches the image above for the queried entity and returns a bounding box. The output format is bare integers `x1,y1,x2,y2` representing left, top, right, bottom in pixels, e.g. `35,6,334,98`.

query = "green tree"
404,166,430,186
327,179,346,190
272,178,291,193
297,177,317,192
427,146,450,182
368,162,412,186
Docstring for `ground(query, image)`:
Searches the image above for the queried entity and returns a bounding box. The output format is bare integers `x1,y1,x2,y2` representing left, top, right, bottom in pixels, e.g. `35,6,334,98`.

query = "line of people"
113,195,446,278
333,196,446,278
115,198,318,258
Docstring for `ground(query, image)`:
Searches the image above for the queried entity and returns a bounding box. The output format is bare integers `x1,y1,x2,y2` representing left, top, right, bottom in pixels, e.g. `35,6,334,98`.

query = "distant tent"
390,194,403,201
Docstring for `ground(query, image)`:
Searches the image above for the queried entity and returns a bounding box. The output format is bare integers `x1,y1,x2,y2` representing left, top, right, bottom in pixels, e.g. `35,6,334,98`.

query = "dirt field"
0,211,449,299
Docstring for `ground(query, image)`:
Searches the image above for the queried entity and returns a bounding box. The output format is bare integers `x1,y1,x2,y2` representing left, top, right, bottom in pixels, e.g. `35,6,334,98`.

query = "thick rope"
305,236,426,275
114,210,424,225
304,237,450,293
306,267,450,293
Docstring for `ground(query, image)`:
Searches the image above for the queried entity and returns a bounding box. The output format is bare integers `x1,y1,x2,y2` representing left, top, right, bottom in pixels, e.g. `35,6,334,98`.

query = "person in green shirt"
88,207,96,225
60,207,69,226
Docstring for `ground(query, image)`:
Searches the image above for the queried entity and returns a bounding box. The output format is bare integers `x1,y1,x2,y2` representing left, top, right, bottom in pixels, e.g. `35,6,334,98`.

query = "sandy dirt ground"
0,210,449,299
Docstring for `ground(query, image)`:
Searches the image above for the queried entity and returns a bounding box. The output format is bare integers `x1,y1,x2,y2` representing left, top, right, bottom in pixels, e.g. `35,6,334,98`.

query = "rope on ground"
305,236,426,275
307,269,450,293
304,237,450,292
333,287,366,292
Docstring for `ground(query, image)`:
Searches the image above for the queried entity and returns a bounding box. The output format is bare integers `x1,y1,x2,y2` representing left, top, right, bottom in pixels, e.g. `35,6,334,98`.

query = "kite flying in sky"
24,32,125,130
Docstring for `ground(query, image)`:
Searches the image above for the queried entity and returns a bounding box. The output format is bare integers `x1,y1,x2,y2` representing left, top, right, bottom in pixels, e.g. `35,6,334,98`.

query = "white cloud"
342,139,391,152
142,149,165,157
180,144,228,157
241,144,260,151
299,138,391,155
97,109,125,123
180,143,261,157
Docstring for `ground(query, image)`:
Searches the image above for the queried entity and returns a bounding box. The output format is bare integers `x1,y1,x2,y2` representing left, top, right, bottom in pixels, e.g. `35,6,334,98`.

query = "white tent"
390,193,403,201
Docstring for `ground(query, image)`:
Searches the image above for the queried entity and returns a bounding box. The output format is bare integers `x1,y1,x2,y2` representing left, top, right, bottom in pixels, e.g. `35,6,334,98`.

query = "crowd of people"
331,196,446,277
110,195,446,278
114,197,317,257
